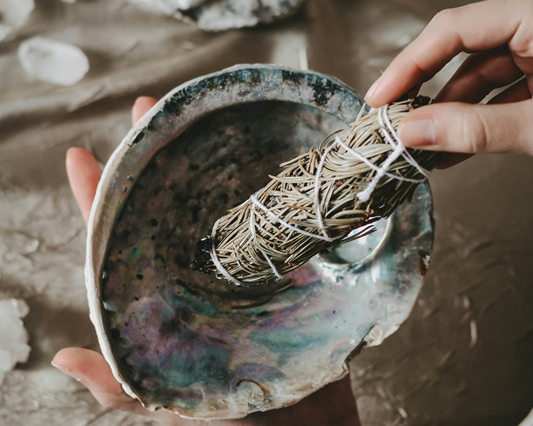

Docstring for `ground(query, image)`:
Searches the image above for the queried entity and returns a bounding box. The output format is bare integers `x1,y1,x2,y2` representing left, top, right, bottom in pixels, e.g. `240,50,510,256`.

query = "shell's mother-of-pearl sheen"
85,65,434,420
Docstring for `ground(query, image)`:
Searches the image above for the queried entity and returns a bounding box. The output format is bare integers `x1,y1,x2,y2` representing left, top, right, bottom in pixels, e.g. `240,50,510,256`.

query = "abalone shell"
86,65,433,420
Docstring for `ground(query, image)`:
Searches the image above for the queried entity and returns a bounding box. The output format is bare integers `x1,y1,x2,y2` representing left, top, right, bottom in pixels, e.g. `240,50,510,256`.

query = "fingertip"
53,347,78,365
364,90,389,109
66,147,92,168
132,96,158,125
52,348,89,384
364,77,422,108
53,348,125,396
364,98,382,109
66,146,80,166
364,78,383,107
133,96,156,108
52,347,106,379
66,148,100,177
396,104,441,148
398,117,437,149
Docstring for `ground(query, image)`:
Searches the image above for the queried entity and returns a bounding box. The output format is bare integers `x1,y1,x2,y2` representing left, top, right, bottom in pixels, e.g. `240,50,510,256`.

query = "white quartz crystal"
128,0,207,14
17,37,89,86
0,0,35,41
194,0,306,31
0,299,31,387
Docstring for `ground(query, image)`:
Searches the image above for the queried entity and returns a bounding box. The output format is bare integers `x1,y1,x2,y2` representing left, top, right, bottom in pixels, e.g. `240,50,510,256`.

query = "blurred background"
1,0,533,425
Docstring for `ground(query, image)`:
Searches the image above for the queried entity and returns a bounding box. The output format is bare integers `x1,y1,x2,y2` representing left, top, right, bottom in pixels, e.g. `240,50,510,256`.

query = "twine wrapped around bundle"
190,97,441,286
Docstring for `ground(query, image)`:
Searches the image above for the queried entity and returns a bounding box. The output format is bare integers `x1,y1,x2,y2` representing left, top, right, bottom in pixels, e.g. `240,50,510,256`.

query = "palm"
53,96,361,426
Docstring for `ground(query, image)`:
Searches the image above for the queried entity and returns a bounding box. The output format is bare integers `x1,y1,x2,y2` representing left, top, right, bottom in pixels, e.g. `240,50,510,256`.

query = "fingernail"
365,77,382,101
398,120,436,146
52,361,83,382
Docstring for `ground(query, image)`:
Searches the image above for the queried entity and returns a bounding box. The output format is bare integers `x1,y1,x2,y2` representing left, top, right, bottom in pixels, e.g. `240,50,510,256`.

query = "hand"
364,0,533,168
53,97,361,426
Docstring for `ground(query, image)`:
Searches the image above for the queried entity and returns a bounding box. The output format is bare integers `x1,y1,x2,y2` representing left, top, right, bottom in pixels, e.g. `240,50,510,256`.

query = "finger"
488,77,531,104
132,96,158,125
52,348,188,425
365,0,529,107
429,78,531,169
52,348,139,410
398,99,533,155
435,47,523,103
66,148,102,225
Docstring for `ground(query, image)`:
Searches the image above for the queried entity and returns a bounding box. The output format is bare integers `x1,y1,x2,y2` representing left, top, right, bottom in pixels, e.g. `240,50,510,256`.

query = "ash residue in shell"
190,235,216,274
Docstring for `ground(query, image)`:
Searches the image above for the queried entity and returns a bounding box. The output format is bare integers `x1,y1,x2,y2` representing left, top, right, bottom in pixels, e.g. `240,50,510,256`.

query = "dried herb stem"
191,97,440,285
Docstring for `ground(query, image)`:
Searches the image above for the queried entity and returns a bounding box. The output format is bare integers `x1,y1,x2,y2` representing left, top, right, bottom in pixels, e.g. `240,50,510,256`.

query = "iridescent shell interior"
86,65,434,420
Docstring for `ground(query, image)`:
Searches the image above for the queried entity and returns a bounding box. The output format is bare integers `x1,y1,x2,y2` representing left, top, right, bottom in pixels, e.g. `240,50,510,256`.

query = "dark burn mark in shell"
153,254,166,267
176,278,200,296
190,236,215,274
281,70,304,86
190,205,201,224
418,250,430,276
147,110,165,132
218,193,229,204
164,69,263,117
282,69,342,108
164,91,186,116
174,253,190,269
129,130,145,146
159,309,190,335
310,77,335,107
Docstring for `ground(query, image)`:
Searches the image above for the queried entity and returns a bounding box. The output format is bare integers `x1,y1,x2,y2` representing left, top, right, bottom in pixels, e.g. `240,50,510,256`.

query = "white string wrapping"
208,104,430,285
209,219,244,286
357,105,428,202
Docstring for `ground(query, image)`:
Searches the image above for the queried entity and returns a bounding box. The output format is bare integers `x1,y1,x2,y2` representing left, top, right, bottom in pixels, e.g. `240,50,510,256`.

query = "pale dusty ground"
1,0,533,425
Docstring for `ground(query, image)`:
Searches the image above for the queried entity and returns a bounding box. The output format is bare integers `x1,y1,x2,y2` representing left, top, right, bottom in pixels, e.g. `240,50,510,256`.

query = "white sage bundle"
191,97,440,286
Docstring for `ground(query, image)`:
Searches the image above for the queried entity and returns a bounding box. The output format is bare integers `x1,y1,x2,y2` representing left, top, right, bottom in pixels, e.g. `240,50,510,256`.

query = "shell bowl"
86,64,434,420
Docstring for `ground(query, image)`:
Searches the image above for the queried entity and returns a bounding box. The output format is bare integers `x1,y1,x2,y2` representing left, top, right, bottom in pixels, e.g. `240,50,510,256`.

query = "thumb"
397,99,533,155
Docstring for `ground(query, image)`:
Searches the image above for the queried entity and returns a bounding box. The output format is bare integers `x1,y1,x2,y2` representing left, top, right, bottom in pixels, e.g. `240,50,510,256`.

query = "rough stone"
129,0,306,31
0,299,31,387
